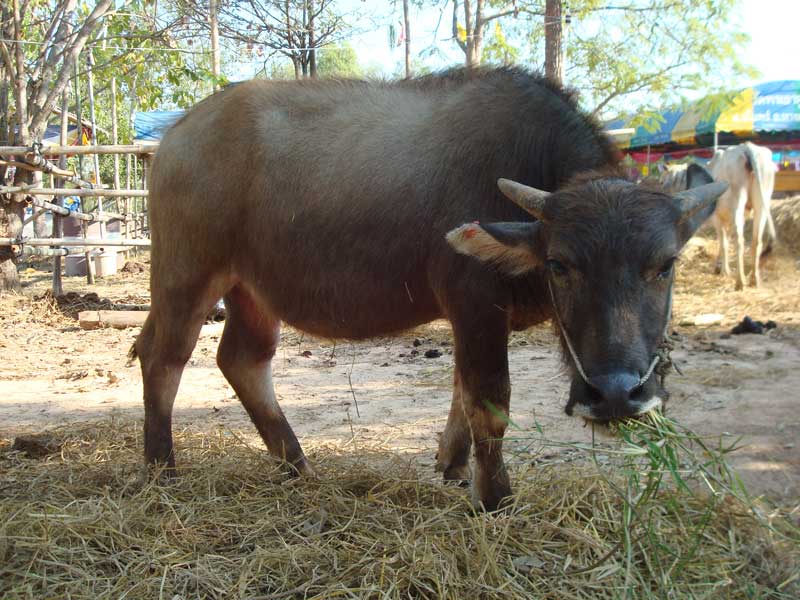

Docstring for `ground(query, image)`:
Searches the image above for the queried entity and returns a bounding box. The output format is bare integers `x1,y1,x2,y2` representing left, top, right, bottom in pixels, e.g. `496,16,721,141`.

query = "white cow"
708,142,777,289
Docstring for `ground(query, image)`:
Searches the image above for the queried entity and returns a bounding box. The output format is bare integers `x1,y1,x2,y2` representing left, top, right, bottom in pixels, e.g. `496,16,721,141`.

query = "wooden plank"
775,171,800,193
79,310,149,330
78,310,225,335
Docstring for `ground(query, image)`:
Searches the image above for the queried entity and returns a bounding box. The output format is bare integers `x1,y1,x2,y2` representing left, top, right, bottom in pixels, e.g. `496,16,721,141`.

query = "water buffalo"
133,67,726,511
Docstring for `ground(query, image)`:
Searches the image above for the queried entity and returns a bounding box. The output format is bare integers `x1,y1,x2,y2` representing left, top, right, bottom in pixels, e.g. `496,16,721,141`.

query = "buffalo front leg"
435,371,472,484
216,287,313,476
451,317,513,511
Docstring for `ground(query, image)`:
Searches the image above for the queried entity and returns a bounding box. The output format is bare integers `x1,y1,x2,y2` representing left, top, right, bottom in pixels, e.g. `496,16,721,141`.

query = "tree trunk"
308,0,317,78
209,0,221,90
545,0,563,83
403,0,411,78
0,201,24,292
0,70,8,144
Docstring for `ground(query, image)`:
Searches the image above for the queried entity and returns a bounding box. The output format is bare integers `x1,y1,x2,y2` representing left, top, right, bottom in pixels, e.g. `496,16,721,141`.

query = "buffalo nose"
587,372,642,405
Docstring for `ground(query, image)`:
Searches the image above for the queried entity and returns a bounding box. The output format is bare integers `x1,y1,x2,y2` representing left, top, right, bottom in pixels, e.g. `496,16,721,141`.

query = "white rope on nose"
547,276,674,390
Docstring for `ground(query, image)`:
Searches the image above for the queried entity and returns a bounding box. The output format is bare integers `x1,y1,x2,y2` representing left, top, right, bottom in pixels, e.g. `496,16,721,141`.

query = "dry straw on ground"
1,420,797,600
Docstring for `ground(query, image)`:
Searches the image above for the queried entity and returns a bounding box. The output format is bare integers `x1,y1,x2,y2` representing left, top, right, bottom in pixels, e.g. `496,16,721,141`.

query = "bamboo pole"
86,51,106,238
72,58,93,284
20,246,82,257
52,89,69,296
0,237,151,247
23,208,47,226
0,157,72,178
0,186,147,197
0,144,157,156
111,77,121,213
82,220,95,284
141,156,149,236
17,194,126,223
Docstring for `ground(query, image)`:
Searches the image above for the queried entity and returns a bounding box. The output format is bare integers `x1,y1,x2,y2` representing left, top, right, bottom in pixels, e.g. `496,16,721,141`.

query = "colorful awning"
607,80,800,149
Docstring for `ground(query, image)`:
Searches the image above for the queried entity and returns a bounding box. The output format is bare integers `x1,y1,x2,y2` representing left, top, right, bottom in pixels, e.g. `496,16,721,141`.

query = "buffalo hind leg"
136,280,223,472
451,314,512,512
216,286,313,476
435,371,472,484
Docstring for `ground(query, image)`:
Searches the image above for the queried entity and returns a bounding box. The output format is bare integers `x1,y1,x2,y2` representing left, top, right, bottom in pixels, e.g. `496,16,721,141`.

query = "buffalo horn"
674,181,728,222
497,178,550,221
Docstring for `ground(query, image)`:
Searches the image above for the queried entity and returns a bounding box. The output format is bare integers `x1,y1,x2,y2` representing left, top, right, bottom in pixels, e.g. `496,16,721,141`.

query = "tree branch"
29,0,114,137
451,0,466,52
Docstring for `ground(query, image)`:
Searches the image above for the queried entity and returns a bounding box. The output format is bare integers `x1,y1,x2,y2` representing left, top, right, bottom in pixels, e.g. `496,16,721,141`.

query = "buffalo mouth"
567,396,664,424
564,377,668,424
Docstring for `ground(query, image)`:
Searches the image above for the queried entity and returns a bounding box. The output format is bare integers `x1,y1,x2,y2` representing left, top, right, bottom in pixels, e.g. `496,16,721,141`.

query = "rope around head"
547,276,677,390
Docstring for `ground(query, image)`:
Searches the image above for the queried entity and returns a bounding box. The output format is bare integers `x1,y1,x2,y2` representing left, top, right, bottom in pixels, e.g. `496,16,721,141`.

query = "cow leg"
450,315,512,511
749,207,768,287
136,280,223,471
733,192,748,290
216,286,313,476
714,216,730,276
435,370,472,484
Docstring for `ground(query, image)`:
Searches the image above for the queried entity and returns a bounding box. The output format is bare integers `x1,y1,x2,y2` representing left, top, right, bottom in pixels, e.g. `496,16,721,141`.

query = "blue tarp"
134,110,183,141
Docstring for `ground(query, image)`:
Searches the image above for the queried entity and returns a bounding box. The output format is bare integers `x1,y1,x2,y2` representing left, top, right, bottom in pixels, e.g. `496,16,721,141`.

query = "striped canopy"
607,80,800,149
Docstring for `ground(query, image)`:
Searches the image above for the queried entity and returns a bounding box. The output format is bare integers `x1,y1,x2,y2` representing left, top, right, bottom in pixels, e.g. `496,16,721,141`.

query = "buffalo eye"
654,257,677,281
546,259,568,278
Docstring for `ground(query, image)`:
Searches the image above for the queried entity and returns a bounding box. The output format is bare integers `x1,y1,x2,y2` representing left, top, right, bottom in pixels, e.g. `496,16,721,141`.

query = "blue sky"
232,0,797,100
344,0,798,86
739,0,797,86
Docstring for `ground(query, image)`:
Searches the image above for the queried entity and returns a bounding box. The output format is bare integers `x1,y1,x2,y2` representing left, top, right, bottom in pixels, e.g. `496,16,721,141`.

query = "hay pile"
1,421,797,599
773,195,800,252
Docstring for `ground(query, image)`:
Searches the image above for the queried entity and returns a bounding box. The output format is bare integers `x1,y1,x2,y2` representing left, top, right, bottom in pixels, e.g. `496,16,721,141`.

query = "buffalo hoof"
146,461,178,484
292,458,316,478
442,464,472,488
471,470,513,513
471,485,514,513
435,457,472,486
278,457,316,479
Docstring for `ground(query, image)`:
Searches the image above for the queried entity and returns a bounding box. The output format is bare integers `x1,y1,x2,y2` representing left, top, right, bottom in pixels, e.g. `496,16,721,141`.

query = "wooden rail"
0,237,151,247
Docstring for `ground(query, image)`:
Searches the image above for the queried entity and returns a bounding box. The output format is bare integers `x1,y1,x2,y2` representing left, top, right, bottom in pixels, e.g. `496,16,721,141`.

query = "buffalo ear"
446,221,543,276
673,173,728,245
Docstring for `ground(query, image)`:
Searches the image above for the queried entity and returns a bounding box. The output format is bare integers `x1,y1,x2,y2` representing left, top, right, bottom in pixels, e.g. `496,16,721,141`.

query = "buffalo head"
447,165,726,422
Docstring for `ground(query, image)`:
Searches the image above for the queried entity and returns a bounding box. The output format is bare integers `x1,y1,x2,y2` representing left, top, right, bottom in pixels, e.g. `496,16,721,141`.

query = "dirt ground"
2,234,799,504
